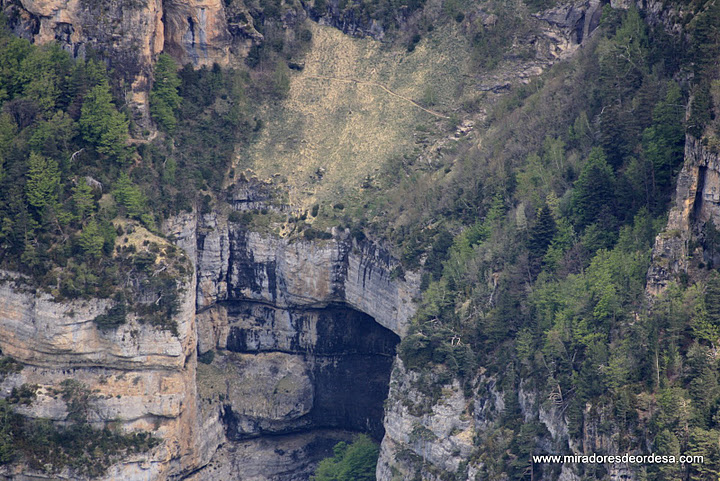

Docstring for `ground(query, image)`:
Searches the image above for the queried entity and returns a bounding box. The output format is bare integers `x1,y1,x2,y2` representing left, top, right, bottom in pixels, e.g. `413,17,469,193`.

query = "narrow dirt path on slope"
305,75,450,119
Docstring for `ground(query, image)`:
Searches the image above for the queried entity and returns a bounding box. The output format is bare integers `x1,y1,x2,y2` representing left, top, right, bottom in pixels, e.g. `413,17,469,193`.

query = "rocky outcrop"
162,0,232,66
0,203,421,480
376,361,478,480
535,0,603,46
310,0,385,41
1,0,233,128
0,269,202,481
163,212,420,480
647,136,717,295
192,215,420,337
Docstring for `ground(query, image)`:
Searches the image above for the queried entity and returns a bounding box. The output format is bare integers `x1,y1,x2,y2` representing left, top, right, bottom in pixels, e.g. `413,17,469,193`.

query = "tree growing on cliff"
150,53,181,134
642,82,685,197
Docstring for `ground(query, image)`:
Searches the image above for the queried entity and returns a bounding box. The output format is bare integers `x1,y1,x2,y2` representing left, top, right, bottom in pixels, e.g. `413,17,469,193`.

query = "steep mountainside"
1,0,720,479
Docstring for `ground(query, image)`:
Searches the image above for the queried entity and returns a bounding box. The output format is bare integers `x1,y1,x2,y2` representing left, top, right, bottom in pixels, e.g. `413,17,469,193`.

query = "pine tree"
642,82,685,193
597,7,649,165
654,429,682,481
571,148,615,228
705,272,720,326
25,152,59,211
77,219,104,259
528,204,556,261
72,177,95,221
687,83,711,138
80,80,130,162
113,172,146,219
150,53,182,133
687,428,720,480
689,0,720,81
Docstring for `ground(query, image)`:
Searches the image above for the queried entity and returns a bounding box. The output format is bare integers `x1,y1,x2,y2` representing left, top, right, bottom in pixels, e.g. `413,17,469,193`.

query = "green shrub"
312,435,379,481
0,357,22,380
198,350,215,364
93,303,127,329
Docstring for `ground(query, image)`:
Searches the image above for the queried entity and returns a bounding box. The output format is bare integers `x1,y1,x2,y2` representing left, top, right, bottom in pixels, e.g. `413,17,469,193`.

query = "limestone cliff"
0,270,201,480
1,0,234,128
0,205,421,480
647,136,720,295
166,212,421,480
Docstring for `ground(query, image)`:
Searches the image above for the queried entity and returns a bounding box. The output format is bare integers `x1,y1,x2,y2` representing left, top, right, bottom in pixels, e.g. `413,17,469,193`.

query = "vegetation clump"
0,380,159,476
312,435,379,481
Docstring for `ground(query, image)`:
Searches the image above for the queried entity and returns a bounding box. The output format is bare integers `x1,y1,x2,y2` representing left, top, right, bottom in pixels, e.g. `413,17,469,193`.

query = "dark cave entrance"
220,301,400,441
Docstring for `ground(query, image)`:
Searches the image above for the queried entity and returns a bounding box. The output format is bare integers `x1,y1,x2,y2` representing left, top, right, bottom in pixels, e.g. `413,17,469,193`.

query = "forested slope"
0,0,720,478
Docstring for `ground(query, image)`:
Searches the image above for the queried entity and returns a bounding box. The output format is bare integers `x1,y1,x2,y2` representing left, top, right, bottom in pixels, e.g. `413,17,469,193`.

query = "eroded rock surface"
647,136,720,295
0,271,202,481
166,212,417,480
0,0,233,128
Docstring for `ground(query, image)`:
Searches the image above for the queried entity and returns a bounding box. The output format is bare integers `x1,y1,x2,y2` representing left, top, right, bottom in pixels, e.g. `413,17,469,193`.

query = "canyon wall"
0,209,420,480
169,213,420,480
0,269,202,480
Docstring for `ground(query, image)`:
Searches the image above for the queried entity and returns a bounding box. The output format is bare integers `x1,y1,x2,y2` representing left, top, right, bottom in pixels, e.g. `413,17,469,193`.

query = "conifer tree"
113,172,146,219
25,152,59,212
688,83,711,138
571,148,615,228
150,53,181,133
72,177,94,222
689,0,720,80
687,428,720,481
705,272,720,326
77,218,104,259
642,83,685,192
528,204,556,261
80,80,130,162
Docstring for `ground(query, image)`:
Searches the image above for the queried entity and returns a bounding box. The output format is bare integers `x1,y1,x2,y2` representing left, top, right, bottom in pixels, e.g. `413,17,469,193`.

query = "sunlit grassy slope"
237,22,472,211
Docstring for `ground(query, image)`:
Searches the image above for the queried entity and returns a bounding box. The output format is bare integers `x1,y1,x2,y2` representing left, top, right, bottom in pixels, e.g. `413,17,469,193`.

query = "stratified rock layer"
170,213,418,480
0,270,202,481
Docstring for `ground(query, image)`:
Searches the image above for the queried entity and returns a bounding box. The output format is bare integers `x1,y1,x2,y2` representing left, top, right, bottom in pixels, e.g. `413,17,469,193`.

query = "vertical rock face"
0,0,233,128
535,0,603,49
647,136,719,295
193,215,419,337
0,270,202,481
376,361,480,481
0,209,419,480
172,213,420,480
162,0,232,66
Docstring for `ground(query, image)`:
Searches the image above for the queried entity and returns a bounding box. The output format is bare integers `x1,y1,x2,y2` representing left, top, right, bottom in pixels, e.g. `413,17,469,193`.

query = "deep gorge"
2,0,720,477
